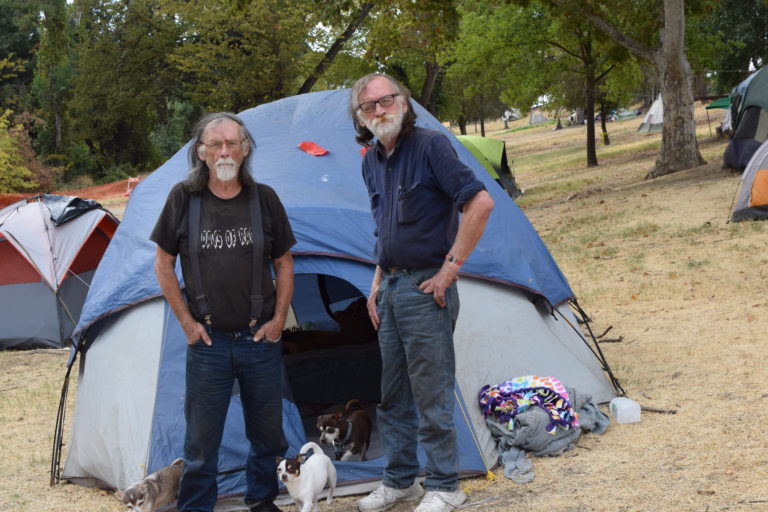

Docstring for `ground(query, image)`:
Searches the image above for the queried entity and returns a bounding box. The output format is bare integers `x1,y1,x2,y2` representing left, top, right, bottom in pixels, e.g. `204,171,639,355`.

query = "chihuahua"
276,441,336,512
316,399,372,461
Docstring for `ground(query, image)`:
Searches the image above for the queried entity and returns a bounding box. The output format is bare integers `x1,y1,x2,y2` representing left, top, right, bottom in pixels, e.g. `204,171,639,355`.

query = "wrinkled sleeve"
427,133,486,211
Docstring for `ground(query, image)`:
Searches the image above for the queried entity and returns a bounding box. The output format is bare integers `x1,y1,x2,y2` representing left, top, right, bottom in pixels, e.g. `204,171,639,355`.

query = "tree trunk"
549,0,705,176
480,115,485,137
419,61,440,115
585,78,598,167
297,2,373,95
650,0,705,177
600,100,610,145
458,115,467,135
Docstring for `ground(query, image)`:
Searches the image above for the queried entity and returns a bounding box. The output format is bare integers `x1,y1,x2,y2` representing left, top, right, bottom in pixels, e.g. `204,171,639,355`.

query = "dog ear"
275,456,283,464
297,453,308,464
333,411,343,420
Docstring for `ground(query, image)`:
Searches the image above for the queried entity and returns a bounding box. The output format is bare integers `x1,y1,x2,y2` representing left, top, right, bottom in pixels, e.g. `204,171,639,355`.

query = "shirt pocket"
397,182,423,224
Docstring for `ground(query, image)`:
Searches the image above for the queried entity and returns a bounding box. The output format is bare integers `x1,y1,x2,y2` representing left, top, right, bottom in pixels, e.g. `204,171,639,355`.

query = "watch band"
445,253,464,266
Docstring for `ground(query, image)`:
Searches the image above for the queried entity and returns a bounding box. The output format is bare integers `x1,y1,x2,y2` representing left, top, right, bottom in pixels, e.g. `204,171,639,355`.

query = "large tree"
296,1,374,94
0,0,41,111
364,0,461,112
165,0,312,112
33,0,71,151
699,0,767,93
448,2,636,166
547,0,705,176
68,0,181,177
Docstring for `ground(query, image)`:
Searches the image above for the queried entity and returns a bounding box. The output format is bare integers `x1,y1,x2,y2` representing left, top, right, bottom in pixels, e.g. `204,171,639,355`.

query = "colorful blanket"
479,375,579,433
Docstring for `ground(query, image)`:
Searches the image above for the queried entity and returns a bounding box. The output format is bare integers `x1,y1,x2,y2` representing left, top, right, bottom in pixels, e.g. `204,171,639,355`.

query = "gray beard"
214,159,238,182
360,110,403,146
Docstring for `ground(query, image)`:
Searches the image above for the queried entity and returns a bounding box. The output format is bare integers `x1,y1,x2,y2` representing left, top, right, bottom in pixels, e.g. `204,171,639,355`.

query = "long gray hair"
186,112,256,192
348,73,417,146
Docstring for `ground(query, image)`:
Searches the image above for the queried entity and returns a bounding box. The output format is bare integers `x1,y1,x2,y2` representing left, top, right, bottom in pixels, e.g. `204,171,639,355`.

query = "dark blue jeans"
177,325,286,512
376,268,460,491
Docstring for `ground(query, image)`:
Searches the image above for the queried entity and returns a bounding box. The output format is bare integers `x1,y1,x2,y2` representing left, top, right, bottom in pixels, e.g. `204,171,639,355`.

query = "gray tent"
0,195,118,349
637,95,663,132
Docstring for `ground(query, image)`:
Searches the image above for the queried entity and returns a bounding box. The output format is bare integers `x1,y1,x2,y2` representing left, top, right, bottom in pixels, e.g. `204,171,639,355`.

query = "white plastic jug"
610,397,641,423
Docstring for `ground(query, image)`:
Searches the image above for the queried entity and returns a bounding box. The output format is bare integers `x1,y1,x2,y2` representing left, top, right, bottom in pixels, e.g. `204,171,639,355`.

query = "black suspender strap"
187,187,265,332
187,193,212,326
248,186,264,334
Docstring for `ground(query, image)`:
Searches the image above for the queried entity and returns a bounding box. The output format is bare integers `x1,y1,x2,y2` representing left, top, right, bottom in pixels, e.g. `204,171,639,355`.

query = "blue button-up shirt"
362,127,486,270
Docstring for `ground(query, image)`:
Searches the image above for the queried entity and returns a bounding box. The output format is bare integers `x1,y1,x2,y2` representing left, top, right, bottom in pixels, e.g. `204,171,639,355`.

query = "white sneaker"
414,488,467,512
358,481,425,512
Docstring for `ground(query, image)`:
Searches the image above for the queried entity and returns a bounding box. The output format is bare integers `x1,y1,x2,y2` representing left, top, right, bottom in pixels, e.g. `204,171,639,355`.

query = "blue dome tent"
53,89,618,505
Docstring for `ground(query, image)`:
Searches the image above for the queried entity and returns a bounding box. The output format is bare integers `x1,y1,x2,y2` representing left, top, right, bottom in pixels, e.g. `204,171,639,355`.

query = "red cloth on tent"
298,141,329,156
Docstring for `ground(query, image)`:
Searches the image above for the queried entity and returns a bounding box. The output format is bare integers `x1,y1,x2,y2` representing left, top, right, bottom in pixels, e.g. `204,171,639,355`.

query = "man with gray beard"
349,74,494,512
151,112,295,512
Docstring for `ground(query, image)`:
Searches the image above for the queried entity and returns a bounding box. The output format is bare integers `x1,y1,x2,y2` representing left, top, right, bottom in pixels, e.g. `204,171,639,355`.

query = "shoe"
358,481,425,512
414,488,467,512
248,500,282,512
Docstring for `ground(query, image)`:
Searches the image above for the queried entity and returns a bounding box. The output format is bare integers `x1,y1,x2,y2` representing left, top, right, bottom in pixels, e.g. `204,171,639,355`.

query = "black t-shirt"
150,182,296,332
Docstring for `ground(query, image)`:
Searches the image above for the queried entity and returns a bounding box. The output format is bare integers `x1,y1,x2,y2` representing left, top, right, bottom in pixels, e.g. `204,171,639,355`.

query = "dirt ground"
2,104,767,512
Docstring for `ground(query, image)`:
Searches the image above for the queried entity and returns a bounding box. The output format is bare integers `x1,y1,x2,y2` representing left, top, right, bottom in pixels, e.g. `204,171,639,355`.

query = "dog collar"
342,419,353,444
333,420,354,458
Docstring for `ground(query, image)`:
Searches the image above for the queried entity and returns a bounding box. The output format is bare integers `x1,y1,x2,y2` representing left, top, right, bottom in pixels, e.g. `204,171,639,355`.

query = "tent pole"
50,346,79,485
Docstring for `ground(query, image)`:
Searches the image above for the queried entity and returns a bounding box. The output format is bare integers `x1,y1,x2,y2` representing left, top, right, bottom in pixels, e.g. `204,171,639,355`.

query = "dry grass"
3,104,767,512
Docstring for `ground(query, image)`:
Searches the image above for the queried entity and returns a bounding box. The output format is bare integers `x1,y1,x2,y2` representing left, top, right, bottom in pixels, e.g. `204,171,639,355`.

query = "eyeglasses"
200,139,245,151
357,93,400,114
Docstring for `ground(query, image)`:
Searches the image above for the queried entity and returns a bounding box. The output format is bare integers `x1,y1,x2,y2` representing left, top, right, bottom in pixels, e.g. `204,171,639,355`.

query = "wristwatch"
445,254,464,266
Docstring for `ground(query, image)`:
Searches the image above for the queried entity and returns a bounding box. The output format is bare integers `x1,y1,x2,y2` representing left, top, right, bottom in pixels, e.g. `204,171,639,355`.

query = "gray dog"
115,458,183,512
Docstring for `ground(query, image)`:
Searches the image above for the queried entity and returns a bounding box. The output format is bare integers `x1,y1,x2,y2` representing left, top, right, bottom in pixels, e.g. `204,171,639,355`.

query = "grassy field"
3,104,767,512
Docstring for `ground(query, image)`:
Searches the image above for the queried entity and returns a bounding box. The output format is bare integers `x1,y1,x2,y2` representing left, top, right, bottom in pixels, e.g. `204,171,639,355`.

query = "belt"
385,266,411,274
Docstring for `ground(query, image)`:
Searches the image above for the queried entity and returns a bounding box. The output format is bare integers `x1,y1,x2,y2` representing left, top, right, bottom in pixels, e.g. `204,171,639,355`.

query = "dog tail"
299,441,324,456
344,399,364,412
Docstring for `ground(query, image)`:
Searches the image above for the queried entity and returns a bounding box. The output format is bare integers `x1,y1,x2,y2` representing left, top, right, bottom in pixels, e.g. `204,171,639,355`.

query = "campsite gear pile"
53,90,620,506
478,375,579,433
0,194,118,349
480,376,610,484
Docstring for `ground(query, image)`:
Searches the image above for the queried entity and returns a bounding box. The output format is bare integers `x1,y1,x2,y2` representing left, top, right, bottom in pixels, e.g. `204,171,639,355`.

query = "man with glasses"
349,74,494,512
151,112,295,512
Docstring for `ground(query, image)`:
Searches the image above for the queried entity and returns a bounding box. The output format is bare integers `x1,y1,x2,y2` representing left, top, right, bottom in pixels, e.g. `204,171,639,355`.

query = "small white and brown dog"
115,458,183,512
276,441,337,512
316,399,372,461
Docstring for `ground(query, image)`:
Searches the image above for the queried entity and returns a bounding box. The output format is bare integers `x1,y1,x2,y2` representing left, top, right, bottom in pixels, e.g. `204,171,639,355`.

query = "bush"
0,110,38,193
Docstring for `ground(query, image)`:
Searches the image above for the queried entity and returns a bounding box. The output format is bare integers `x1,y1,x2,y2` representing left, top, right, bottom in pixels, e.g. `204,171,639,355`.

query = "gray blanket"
484,386,610,483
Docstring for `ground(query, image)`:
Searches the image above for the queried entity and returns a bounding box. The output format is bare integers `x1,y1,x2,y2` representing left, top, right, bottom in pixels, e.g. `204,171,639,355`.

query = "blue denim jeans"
376,267,460,491
177,325,286,512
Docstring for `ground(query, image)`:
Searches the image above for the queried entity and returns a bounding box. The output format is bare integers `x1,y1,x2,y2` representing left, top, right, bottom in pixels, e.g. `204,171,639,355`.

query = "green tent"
456,135,522,199
705,96,731,110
